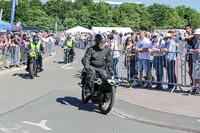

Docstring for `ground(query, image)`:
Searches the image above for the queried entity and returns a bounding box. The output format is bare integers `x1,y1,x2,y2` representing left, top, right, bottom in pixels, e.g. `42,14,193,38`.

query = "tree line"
0,0,200,32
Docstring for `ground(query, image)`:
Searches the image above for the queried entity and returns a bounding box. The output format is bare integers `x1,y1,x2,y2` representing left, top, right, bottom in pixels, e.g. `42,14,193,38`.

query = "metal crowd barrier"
114,50,200,96
186,52,200,96
0,42,54,69
114,50,129,82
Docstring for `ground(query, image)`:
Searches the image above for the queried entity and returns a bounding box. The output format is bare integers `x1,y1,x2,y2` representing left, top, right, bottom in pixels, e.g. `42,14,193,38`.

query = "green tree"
43,0,73,20
119,3,146,31
74,0,93,8
148,4,172,29
111,7,121,26
0,0,12,22
1,0,200,32
163,8,185,29
90,2,112,27
25,9,54,32
15,0,30,23
175,6,200,28
29,0,42,9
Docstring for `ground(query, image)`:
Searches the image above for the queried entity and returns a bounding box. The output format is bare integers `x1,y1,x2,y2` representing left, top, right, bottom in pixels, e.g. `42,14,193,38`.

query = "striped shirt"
151,39,165,56
136,37,150,59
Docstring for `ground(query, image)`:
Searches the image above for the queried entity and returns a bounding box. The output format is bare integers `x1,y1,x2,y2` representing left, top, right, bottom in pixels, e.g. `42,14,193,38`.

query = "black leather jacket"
82,45,113,73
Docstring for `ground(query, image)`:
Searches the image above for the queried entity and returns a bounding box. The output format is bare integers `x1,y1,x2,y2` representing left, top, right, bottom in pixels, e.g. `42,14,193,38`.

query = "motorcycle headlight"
64,46,68,49
107,79,116,85
29,51,36,57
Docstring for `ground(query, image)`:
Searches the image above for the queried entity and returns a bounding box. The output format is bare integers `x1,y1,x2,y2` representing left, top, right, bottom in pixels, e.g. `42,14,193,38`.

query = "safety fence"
115,50,200,96
0,42,54,70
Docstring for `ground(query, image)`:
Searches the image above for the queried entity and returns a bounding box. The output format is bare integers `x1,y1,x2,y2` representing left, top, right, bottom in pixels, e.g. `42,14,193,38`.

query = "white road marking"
0,124,22,133
61,64,70,69
22,120,52,131
111,110,127,119
10,124,21,130
22,130,30,133
197,119,200,122
111,108,132,119
0,127,10,133
63,67,74,70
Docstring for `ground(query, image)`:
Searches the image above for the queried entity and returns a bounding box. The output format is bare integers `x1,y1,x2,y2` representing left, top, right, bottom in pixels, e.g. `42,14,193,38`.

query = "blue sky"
137,0,200,12
41,0,200,13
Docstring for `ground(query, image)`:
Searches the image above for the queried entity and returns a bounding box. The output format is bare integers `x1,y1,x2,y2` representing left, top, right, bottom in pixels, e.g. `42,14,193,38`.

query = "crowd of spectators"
1,25,200,92
0,32,56,70
68,26,199,91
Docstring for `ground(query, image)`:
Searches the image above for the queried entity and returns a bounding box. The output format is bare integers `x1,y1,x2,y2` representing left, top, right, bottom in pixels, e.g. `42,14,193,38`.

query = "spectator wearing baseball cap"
136,31,151,88
149,32,165,89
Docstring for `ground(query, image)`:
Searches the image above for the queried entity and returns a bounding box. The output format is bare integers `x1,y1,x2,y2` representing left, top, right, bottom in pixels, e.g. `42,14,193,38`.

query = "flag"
10,0,16,28
0,9,3,20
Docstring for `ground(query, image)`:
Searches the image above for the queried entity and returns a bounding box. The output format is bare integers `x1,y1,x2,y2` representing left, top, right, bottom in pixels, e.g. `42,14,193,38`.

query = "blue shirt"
163,40,176,60
173,36,180,44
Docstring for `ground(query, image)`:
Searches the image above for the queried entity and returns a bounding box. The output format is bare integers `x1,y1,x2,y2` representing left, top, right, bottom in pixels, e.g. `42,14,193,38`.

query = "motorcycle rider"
81,33,114,96
65,34,75,58
25,35,44,72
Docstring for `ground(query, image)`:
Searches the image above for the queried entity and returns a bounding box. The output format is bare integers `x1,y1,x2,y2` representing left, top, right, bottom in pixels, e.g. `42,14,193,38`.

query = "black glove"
84,66,90,72
110,71,114,76
110,71,115,79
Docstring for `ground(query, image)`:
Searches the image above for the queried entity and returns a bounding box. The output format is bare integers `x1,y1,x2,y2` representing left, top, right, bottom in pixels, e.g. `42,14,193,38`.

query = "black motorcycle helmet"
33,35,39,43
95,33,107,44
33,35,39,41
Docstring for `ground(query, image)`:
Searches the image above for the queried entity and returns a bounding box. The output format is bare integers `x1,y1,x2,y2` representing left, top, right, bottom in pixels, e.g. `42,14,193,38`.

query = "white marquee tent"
92,27,132,34
65,26,92,34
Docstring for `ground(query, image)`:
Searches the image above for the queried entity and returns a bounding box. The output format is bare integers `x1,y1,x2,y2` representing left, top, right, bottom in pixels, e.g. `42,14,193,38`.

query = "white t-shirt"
110,40,120,58
48,36,54,43
136,37,150,59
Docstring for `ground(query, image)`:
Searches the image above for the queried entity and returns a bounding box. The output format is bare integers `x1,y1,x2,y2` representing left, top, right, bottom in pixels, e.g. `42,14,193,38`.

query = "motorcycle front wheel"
64,52,68,64
29,63,34,79
70,53,74,63
81,87,89,103
98,86,115,115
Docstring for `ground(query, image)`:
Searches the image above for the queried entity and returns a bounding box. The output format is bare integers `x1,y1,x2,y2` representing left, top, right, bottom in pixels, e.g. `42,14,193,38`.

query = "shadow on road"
74,74,81,79
56,96,100,113
53,60,65,64
74,70,82,79
12,73,33,79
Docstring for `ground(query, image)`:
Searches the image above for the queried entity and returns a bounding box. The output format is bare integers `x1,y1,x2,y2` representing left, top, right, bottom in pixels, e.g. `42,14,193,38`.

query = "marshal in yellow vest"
31,42,41,52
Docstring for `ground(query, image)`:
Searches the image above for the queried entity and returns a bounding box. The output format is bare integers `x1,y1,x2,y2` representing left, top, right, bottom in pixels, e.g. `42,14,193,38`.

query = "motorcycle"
28,49,41,79
63,46,74,64
78,69,117,114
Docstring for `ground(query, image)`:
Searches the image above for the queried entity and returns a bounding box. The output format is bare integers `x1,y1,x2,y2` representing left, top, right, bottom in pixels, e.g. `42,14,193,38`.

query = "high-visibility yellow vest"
66,39,73,47
31,42,41,52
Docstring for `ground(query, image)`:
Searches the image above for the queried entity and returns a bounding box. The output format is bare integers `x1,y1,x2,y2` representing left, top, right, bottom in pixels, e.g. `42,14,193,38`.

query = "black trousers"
84,67,107,91
27,55,43,70
188,54,193,82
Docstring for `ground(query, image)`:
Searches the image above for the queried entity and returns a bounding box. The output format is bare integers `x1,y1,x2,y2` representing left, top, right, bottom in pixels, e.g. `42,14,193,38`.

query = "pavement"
1,47,200,132
116,86,200,118
1,49,198,117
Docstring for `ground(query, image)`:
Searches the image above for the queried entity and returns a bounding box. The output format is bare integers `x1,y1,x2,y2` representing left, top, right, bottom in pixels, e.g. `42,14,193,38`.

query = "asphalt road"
0,46,188,133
